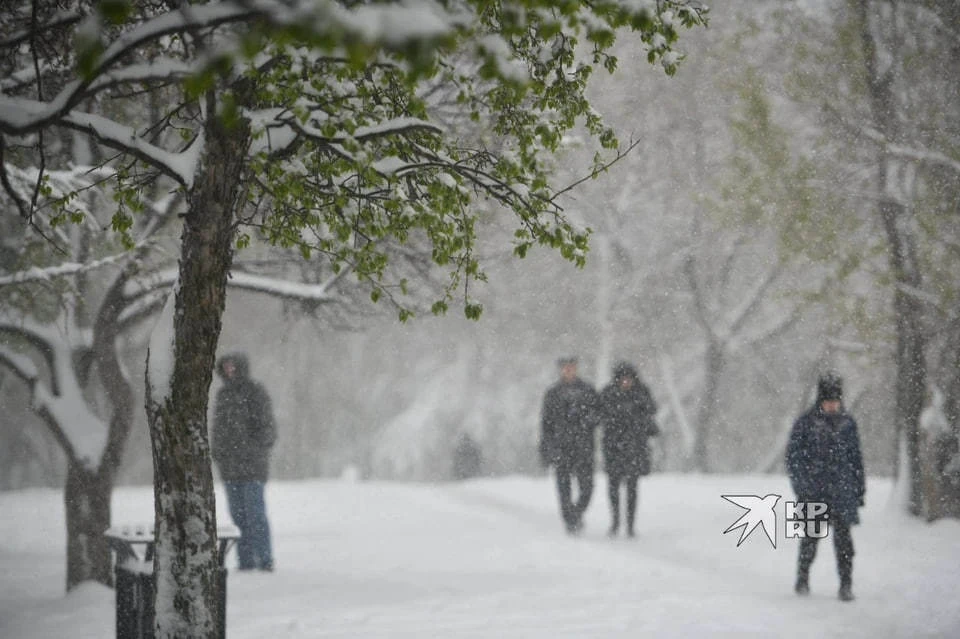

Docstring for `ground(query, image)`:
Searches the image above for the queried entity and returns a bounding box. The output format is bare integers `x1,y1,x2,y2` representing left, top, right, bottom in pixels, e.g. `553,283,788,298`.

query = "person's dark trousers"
607,472,639,534
797,520,854,587
556,464,594,532
225,481,274,570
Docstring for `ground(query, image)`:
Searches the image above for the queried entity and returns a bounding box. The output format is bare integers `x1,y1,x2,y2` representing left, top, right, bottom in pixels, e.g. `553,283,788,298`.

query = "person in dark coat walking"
540,356,600,535
599,362,659,537
786,372,865,601
212,353,277,571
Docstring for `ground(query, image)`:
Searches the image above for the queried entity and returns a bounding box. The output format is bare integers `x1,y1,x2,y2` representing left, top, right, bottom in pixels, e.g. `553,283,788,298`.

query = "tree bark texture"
859,0,926,515
64,462,113,588
147,105,250,638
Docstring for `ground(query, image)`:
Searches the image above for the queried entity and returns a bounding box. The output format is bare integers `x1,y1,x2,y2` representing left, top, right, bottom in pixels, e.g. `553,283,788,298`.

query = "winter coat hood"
216,352,250,380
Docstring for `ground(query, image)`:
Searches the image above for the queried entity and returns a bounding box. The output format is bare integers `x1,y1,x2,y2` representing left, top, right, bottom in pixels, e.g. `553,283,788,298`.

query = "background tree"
781,0,960,515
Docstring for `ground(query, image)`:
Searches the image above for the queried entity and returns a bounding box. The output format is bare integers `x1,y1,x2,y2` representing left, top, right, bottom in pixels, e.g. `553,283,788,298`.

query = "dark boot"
838,581,854,602
795,572,810,596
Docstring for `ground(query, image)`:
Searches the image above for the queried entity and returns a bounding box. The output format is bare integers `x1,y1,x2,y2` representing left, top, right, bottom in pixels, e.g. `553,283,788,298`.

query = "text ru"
784,501,830,539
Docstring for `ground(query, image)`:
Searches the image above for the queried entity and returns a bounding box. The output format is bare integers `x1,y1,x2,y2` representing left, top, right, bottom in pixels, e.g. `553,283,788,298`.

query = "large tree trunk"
64,463,113,589
146,103,249,638
859,0,926,515
930,322,960,519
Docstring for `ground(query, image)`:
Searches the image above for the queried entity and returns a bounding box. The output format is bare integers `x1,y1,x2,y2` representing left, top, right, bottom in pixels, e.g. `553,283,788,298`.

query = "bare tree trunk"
859,0,927,515
693,340,723,472
933,321,960,518
146,101,250,638
64,463,113,588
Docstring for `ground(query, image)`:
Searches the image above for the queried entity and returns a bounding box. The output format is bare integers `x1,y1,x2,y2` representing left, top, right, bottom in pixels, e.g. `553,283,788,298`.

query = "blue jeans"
225,481,273,570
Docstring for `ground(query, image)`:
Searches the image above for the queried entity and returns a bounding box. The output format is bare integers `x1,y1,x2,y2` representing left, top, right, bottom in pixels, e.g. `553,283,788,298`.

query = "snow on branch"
226,270,343,302
0,9,84,50
0,315,107,469
725,261,783,337
0,0,461,137
117,289,168,329
850,120,960,176
896,281,944,309
61,112,202,187
1,61,55,92
126,267,343,304
0,4,262,135
86,59,196,93
0,250,139,288
263,112,445,164
0,345,40,384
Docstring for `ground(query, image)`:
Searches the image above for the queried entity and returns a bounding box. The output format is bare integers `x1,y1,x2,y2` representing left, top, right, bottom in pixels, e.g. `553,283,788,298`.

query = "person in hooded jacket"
212,353,277,571
786,372,865,602
599,362,659,537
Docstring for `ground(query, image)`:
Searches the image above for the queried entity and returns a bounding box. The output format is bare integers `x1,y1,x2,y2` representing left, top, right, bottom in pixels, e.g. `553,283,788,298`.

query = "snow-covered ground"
1,474,958,638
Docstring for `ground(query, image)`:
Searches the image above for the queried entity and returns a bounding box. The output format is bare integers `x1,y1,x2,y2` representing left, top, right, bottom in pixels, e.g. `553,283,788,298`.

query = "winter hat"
613,361,638,381
817,372,843,402
557,356,578,366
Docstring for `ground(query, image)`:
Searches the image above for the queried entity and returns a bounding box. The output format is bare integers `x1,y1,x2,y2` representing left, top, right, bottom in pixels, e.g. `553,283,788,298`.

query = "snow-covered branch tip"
552,137,644,201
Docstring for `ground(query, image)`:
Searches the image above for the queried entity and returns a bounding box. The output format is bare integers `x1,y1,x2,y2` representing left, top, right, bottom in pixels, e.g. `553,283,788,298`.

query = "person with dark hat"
212,352,277,571
599,361,659,537
786,371,866,601
539,356,600,534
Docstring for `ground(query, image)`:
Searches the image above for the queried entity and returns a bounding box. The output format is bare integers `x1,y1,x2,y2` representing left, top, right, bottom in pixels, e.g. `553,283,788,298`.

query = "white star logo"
722,494,781,548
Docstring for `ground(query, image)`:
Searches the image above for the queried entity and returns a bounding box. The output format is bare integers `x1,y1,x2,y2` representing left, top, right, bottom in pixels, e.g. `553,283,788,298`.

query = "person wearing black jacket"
212,353,277,571
540,357,600,535
599,362,659,537
786,372,865,601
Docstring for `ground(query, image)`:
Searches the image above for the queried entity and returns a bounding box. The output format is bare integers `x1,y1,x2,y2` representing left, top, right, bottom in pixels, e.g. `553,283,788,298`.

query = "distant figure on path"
212,352,277,571
539,356,600,535
453,433,484,480
786,372,865,601
599,361,659,538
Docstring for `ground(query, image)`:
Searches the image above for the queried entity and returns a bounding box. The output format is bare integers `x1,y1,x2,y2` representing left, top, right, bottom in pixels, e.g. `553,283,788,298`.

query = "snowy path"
1,474,958,638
